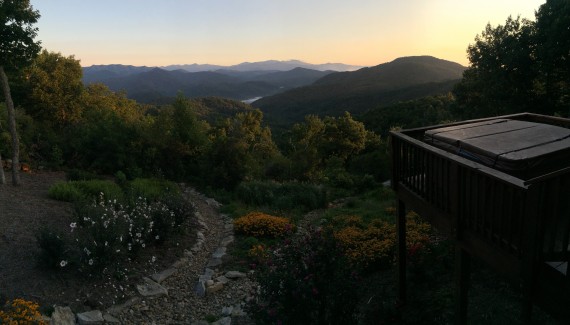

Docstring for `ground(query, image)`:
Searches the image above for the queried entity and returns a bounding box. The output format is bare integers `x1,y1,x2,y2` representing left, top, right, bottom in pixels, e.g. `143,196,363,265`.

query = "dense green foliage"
454,0,570,118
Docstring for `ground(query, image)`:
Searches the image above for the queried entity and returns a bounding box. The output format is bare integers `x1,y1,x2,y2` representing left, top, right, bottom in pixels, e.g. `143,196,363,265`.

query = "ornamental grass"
234,211,294,238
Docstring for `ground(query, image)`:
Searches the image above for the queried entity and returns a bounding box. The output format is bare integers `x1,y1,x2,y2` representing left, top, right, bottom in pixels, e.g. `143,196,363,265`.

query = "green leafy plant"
247,228,359,325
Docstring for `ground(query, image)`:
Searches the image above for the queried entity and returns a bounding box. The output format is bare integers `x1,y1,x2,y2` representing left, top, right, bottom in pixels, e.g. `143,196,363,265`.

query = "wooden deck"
390,113,570,324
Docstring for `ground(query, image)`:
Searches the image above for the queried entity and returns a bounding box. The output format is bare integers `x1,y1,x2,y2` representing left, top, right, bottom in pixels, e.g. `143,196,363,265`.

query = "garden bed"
0,171,196,313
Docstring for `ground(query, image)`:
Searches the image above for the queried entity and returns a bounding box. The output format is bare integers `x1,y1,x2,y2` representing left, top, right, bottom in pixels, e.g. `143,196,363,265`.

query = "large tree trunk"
0,65,21,186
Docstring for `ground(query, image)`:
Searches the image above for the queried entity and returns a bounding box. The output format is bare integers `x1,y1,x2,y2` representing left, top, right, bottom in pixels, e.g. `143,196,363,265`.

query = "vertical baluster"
547,178,561,255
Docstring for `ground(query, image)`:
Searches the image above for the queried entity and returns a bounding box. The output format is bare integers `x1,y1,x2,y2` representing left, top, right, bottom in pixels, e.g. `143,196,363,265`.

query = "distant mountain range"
254,56,466,127
83,57,466,128
82,59,361,103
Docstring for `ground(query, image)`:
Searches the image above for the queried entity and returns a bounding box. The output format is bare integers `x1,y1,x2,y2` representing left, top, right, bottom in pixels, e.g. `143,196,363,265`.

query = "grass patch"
126,178,180,201
322,186,396,226
48,181,85,202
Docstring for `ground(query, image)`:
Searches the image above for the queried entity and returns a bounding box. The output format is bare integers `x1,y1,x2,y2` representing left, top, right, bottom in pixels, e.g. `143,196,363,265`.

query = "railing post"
455,246,471,325
397,199,407,305
520,184,541,323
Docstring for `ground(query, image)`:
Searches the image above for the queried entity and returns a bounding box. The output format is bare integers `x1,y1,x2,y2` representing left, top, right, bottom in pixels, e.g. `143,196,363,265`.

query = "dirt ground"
0,170,196,313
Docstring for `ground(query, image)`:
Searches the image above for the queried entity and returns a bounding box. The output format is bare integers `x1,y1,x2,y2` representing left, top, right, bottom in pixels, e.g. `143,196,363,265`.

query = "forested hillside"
254,56,465,127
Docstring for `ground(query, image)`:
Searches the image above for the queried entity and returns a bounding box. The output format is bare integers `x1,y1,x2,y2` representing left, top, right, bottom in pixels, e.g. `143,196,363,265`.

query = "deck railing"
391,113,570,323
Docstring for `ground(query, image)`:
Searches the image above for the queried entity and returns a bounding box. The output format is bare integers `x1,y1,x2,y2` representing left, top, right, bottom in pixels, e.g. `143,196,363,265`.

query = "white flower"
60,260,67,267
88,259,94,265
142,243,146,248
151,256,157,263
70,222,77,232
155,235,160,240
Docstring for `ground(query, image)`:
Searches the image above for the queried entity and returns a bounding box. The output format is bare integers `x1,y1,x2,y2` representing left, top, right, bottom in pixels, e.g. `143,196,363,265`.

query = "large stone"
225,271,246,279
206,257,222,268
171,257,189,268
50,306,75,325
206,282,224,294
77,310,104,325
151,267,177,283
102,313,121,323
221,236,234,246
212,247,226,259
221,306,233,316
195,281,206,297
216,275,229,284
136,277,168,297
106,297,139,315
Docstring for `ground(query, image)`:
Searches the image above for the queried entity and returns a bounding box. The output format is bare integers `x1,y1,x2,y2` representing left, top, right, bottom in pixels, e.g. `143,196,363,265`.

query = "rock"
221,236,234,246
212,316,231,325
195,281,206,297
221,306,233,316
225,271,246,279
171,257,188,268
50,306,75,325
77,310,104,325
106,297,139,315
102,313,121,323
216,275,229,284
206,279,214,286
196,231,206,241
151,267,177,283
212,247,226,258
136,277,168,297
207,282,224,294
206,257,223,268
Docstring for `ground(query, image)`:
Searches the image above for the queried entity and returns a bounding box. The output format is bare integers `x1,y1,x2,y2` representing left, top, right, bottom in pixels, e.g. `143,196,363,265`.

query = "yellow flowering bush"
0,298,46,325
234,212,294,238
248,244,269,263
333,212,431,268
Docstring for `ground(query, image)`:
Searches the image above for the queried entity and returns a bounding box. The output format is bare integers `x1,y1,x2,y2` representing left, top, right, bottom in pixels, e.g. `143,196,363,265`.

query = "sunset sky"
30,0,545,68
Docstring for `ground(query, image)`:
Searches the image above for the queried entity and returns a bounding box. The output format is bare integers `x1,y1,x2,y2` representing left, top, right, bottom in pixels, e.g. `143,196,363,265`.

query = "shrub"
0,298,46,324
247,228,359,325
234,212,294,238
127,178,180,202
334,224,396,269
37,192,194,278
236,181,327,212
66,169,102,181
48,181,85,202
333,213,432,270
48,180,124,203
72,180,124,201
35,229,69,270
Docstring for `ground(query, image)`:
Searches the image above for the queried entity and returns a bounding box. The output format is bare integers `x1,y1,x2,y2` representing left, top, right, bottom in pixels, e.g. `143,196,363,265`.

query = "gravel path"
116,186,256,325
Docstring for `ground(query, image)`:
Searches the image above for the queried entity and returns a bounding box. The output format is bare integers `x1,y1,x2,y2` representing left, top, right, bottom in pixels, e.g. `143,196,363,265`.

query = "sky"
30,0,546,68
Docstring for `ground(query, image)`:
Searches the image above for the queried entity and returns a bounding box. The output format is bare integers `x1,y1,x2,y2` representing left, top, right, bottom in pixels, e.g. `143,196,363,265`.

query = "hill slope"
83,65,335,103
253,56,465,126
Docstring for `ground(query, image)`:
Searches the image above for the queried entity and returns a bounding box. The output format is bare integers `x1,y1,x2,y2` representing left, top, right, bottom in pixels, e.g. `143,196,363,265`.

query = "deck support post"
397,199,407,305
455,247,470,325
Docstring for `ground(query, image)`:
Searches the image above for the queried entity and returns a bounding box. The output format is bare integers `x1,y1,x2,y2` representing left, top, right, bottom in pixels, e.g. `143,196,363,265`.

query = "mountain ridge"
253,56,466,127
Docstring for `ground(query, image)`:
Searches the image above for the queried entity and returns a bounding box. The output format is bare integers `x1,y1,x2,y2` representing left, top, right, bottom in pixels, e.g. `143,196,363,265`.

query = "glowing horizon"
30,0,545,68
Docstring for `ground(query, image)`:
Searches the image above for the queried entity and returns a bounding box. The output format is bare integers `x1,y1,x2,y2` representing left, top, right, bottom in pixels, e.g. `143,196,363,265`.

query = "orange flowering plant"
0,298,46,325
234,212,294,238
